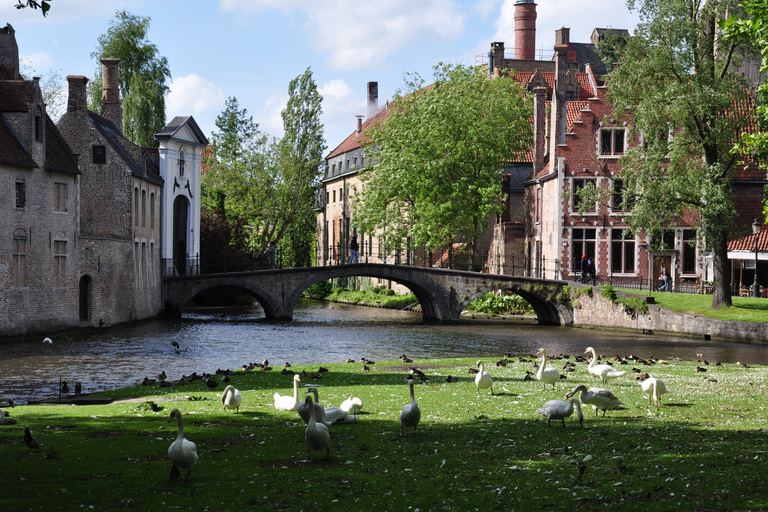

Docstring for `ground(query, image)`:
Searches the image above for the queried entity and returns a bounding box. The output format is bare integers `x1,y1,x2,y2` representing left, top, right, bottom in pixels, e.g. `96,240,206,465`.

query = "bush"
378,288,395,296
465,292,533,315
303,280,332,299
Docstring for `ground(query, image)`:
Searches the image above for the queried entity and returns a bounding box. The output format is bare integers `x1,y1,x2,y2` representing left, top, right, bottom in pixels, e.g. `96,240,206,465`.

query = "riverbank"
3,355,768,511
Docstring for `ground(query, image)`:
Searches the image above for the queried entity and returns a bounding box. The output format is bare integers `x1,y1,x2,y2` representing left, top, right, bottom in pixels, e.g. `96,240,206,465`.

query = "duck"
221,385,242,413
303,396,330,460
535,348,560,389
536,398,584,428
474,360,494,394
400,378,421,436
273,374,302,411
157,371,167,381
400,354,413,363
445,375,461,383
339,396,364,414
60,381,70,393
637,375,667,407
24,427,42,452
168,408,198,480
564,383,624,417
585,347,626,384
0,397,16,426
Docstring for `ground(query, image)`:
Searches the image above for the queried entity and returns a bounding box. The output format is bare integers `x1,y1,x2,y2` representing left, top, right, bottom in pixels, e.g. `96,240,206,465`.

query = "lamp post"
752,219,761,298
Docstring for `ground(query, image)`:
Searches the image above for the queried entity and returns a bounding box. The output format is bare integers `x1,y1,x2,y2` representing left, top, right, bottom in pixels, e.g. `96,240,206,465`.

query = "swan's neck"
307,399,317,426
409,382,416,403
651,381,658,402
478,363,484,373
293,379,300,400
175,413,185,441
540,352,547,370
588,349,597,368
311,388,320,403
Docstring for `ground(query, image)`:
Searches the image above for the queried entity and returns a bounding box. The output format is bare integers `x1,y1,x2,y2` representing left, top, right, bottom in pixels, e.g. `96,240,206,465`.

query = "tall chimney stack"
367,81,378,119
100,58,122,131
514,0,537,60
66,75,89,114
0,24,21,79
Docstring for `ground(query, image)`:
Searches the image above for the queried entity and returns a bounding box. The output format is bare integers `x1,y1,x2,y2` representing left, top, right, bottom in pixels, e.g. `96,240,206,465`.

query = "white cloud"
167,74,226,116
318,79,352,102
20,52,54,69
259,94,287,135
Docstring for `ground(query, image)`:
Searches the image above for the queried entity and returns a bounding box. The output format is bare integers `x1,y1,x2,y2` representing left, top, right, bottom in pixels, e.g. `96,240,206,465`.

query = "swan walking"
273,374,302,411
303,396,330,460
585,347,626,384
564,383,624,417
221,385,242,413
536,348,560,389
474,360,494,394
339,396,363,414
168,408,198,480
400,378,421,436
637,375,667,407
536,398,584,428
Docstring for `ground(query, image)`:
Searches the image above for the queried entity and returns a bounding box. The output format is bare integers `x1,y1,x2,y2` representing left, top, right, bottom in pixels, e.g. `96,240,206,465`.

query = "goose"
24,427,42,452
585,347,626,384
564,383,624,417
535,349,560,389
273,374,302,411
637,375,667,407
221,385,242,413
168,408,198,480
0,397,16,426
339,396,364,414
303,396,330,460
536,398,584,428
400,378,421,436
474,360,494,394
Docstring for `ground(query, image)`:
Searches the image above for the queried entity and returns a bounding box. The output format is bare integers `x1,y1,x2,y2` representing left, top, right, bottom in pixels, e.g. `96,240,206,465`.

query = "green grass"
616,289,768,323
3,356,768,511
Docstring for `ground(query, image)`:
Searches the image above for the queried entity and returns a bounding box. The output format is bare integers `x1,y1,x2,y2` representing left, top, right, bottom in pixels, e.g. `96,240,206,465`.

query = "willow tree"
605,0,755,309
356,63,532,261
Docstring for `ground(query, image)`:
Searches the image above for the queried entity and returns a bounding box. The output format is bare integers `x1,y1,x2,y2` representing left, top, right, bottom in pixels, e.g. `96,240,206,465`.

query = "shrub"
378,288,395,296
303,280,333,299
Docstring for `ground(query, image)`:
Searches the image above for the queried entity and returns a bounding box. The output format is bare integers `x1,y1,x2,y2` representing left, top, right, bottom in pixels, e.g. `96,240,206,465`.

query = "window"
93,145,106,164
353,157,357,166
332,163,336,175
54,240,67,287
600,128,625,156
325,191,329,206
12,236,26,286
178,149,186,176
54,182,67,212
611,229,635,273
15,181,25,208
612,179,633,212
572,228,596,270
346,160,349,169
332,189,336,203
573,179,597,212
150,193,155,229
656,230,675,250
35,111,42,142
536,188,541,223
682,229,696,274
134,188,139,226
141,189,146,227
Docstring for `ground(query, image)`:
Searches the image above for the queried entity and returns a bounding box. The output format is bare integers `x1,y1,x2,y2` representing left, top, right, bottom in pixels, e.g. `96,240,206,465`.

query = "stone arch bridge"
163,264,575,325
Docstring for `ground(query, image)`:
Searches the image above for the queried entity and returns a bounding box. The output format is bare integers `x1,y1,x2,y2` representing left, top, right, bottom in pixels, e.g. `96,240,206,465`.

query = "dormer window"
179,149,186,176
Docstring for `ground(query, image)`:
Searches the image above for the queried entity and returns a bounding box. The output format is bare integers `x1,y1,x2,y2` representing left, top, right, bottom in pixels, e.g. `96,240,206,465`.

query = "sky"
2,0,641,155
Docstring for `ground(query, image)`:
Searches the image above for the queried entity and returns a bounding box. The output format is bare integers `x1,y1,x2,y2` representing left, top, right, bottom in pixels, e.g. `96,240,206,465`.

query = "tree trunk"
710,227,732,309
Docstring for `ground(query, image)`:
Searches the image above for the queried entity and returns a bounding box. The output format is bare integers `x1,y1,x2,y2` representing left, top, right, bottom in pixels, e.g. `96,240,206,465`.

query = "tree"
355,63,532,262
89,10,170,147
14,0,51,16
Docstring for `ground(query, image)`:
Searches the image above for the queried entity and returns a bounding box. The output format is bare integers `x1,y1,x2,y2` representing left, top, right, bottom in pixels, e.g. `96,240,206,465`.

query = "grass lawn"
3,356,768,511
616,288,768,323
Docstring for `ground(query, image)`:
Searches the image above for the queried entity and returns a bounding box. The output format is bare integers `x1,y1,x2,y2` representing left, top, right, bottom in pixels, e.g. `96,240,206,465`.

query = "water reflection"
0,299,765,404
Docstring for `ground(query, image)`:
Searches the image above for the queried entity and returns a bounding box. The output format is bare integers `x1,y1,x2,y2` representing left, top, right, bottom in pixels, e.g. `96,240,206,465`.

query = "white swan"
564,383,624,417
638,375,667,407
585,347,626,384
400,378,421,436
0,397,16,426
536,398,584,428
300,387,355,425
42,337,52,344
536,348,560,389
474,360,494,394
221,385,242,413
339,396,363,414
303,396,330,460
168,408,198,480
297,387,327,425
273,374,302,411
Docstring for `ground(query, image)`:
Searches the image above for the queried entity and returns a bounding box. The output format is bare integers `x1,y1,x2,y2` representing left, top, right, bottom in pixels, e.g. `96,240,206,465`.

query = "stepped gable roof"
88,111,163,186
326,107,389,160
0,81,35,111
44,115,79,175
0,114,35,168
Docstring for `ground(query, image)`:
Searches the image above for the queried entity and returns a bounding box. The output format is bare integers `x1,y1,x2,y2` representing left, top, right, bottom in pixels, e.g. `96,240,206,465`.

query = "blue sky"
2,0,640,154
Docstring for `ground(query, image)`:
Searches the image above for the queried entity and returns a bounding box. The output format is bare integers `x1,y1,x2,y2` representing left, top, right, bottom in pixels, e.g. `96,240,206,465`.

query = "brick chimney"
0,24,20,79
100,57,122,130
514,0,537,60
533,84,547,173
66,75,89,115
551,38,569,152
367,81,378,119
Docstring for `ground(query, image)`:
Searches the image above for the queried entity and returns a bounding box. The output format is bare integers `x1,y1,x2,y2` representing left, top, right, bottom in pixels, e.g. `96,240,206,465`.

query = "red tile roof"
512,71,596,100
326,107,389,159
728,227,768,252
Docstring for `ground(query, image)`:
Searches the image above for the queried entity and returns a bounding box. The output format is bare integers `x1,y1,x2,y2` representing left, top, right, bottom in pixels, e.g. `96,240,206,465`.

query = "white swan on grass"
400,378,421,436
297,388,326,424
339,396,363,414
474,360,494,394
638,375,667,407
536,348,560,389
303,396,330,460
536,398,584,428
168,408,198,480
298,387,355,425
564,383,624,417
221,385,242,413
0,397,16,426
585,347,626,384
273,374,302,411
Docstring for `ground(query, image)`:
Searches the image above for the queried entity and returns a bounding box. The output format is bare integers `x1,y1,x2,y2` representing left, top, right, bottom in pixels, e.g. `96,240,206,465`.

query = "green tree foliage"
355,63,532,260
604,0,755,309
89,10,170,147
14,0,51,16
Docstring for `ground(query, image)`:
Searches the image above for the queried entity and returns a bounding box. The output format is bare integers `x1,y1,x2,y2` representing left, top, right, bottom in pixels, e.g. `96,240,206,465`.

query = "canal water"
1,299,766,404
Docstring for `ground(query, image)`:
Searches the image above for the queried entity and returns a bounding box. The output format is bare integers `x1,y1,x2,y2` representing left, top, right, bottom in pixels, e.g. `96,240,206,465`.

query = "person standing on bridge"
350,234,359,264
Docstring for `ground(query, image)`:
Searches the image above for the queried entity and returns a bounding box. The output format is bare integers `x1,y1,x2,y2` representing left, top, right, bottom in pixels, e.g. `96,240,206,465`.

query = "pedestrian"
350,234,359,264
588,257,596,285
578,254,587,282
658,268,669,292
